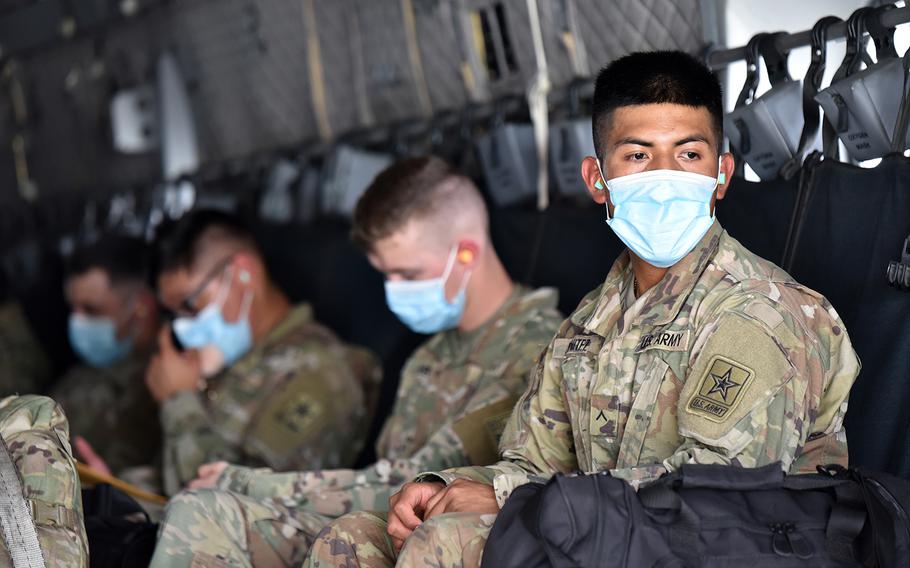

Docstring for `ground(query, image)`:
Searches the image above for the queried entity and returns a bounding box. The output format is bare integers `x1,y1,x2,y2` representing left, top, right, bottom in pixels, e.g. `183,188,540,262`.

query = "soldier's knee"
403,512,492,561
162,488,223,526
326,510,388,538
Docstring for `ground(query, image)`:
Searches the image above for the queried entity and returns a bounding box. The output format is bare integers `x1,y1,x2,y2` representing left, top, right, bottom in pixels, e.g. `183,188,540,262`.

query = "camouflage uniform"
0,302,53,397
149,287,562,568
51,353,160,477
160,304,381,497
0,395,88,567
307,222,861,568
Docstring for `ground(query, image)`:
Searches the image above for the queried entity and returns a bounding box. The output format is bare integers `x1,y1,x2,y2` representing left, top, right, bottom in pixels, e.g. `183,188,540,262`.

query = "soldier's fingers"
386,510,416,543
391,536,405,553
74,436,112,477
157,324,176,353
424,490,456,521
391,498,423,531
198,461,227,479
423,485,450,520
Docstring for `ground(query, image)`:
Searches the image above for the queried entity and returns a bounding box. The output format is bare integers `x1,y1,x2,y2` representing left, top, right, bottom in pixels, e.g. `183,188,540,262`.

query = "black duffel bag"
481,463,910,568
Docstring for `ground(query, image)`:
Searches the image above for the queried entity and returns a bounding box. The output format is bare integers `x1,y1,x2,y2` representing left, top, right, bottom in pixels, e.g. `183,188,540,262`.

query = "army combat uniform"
0,395,88,567
149,286,562,568
307,222,861,568
160,304,381,496
51,353,161,478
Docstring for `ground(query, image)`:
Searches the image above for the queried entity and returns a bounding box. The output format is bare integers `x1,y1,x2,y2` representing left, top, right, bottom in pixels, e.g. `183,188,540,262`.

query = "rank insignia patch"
686,355,754,422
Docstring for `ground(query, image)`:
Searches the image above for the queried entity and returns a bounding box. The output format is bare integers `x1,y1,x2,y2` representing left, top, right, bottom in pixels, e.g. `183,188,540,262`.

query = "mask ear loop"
441,245,473,301
212,265,235,309
711,156,724,220
596,158,613,221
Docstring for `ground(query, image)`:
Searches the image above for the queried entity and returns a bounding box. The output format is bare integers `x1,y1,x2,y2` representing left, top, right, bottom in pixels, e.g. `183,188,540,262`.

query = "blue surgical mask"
600,160,720,268
172,267,254,376
69,313,133,368
384,247,472,334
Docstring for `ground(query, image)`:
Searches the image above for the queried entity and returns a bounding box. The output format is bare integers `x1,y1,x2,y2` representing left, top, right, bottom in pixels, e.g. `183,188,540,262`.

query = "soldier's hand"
74,436,112,477
145,325,202,402
387,481,445,550
423,479,499,521
188,461,229,489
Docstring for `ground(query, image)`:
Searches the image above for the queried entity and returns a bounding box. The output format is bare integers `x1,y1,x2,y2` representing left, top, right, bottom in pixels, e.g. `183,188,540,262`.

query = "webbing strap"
0,436,46,568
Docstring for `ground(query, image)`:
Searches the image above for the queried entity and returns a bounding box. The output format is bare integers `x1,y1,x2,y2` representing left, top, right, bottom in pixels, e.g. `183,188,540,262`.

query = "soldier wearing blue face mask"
146,210,381,497
51,235,162,480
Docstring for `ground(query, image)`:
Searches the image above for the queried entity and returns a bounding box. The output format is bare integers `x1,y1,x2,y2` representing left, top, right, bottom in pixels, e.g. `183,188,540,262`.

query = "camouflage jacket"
426,222,861,505
0,303,52,397
161,304,381,496
216,286,563,516
0,395,88,567
51,353,160,476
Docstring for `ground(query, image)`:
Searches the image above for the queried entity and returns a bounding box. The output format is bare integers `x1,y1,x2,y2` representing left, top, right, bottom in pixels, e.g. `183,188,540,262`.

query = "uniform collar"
576,221,724,336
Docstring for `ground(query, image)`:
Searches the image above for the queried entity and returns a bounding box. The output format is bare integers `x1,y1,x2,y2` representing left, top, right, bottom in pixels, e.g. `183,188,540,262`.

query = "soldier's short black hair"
66,235,150,287
154,209,257,276
592,50,724,158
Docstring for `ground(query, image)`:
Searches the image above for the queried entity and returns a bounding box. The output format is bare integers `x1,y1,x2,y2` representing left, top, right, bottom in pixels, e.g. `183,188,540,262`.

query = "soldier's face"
66,268,132,337
157,258,248,323
366,222,467,301
580,103,734,213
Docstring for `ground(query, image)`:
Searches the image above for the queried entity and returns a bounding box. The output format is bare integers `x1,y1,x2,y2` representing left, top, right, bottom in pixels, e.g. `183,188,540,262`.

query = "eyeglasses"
160,255,234,318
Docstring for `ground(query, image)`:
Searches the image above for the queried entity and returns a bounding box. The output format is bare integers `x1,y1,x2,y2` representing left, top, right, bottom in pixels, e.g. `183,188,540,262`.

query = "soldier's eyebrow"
613,137,653,148
675,135,711,146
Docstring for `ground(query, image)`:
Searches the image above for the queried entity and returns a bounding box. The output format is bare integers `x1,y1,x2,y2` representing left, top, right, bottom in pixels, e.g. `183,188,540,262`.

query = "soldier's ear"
455,240,480,268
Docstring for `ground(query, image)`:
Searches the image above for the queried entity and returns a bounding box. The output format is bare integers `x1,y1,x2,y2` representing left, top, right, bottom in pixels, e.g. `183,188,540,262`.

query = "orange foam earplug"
458,249,475,264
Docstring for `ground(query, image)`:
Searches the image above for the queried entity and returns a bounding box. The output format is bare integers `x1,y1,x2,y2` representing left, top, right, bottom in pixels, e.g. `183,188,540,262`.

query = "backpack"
0,395,88,568
481,463,910,568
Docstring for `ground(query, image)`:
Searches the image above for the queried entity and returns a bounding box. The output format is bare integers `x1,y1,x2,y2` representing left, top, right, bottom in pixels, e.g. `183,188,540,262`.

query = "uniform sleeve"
419,330,580,507
609,310,821,489
161,390,242,496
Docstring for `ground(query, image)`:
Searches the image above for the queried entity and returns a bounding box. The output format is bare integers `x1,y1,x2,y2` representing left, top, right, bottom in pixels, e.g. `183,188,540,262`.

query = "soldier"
0,395,89,567
51,235,162,479
147,157,563,567
148,209,380,497
307,51,861,568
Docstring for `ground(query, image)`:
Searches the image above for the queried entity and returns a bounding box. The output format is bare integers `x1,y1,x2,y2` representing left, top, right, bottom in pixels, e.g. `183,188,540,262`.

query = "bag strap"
731,33,767,178
0,435,47,568
866,4,899,61
781,17,842,180
677,462,785,491
826,483,867,562
758,33,791,88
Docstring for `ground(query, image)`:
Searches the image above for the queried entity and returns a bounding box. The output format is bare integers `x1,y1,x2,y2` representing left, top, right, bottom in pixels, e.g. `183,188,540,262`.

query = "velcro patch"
553,335,603,359
247,380,328,467
686,355,754,422
636,329,690,353
452,397,520,466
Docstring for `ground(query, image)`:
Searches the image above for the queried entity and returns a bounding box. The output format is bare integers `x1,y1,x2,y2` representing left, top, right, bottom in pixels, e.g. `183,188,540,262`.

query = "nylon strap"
302,0,332,140
526,0,551,211
0,436,46,568
781,17,842,180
